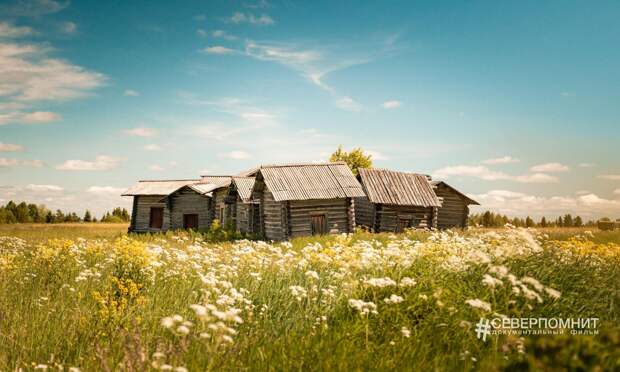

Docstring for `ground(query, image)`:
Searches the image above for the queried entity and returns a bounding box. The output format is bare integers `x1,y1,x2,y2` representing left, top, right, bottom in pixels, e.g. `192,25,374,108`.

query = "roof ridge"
260,161,346,168
137,179,200,182
360,168,430,177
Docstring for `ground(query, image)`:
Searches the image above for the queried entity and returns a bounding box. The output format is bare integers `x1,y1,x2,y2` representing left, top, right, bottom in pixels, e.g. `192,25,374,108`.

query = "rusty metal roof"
359,168,441,207
257,162,365,201
430,180,479,205
122,179,201,196
232,177,255,202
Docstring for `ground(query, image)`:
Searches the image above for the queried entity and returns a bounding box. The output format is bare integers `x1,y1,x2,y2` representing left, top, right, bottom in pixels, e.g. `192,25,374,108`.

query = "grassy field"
0,225,619,371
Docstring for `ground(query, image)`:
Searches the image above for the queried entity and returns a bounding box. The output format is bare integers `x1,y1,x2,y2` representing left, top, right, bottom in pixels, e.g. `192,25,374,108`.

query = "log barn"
225,177,259,234
355,168,442,232
122,179,218,232
251,162,366,240
430,181,479,229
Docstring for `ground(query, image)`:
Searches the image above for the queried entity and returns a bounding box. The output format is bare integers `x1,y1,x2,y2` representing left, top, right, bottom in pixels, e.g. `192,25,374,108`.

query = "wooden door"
149,207,164,229
183,214,198,229
311,214,327,235
397,218,412,233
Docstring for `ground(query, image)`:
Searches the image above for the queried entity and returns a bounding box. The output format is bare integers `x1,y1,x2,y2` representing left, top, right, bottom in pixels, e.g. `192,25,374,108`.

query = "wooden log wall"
261,189,285,241
374,205,434,232
169,188,211,230
287,198,350,238
133,195,170,232
434,183,469,229
354,196,375,229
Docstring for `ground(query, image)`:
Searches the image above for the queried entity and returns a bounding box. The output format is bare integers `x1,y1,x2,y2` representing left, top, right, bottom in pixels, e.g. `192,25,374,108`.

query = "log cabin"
122,180,219,232
224,177,259,234
251,162,366,240
355,168,442,232
430,181,479,229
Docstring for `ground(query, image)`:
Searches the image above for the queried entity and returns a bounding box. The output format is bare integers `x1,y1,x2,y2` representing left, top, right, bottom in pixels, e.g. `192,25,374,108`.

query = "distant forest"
0,201,130,224
469,211,599,228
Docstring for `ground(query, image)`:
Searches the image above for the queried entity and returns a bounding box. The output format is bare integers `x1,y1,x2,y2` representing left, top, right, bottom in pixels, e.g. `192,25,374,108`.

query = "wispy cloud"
123,89,139,97
598,174,620,181
202,45,236,55
228,12,274,26
0,142,24,152
0,111,61,125
0,22,35,38
578,163,596,168
482,156,520,165
56,155,122,171
124,127,157,137
614,188,620,195
143,144,161,151
433,165,558,183
335,96,362,112
26,184,63,192
530,162,569,173
381,100,401,109
0,157,42,167
61,21,77,34
0,0,69,17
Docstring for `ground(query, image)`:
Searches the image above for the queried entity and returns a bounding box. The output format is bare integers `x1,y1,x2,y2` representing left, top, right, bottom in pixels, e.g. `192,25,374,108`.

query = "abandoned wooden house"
355,168,442,232
122,179,217,232
225,177,259,234
430,180,479,229
251,162,366,240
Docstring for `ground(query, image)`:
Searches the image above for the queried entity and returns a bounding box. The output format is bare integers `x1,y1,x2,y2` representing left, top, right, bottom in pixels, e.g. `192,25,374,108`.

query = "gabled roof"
255,162,365,202
430,180,480,205
358,168,441,207
122,179,201,196
232,177,255,202
200,175,232,188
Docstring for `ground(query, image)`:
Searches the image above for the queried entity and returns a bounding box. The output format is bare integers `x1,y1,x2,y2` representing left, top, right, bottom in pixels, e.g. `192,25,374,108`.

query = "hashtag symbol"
475,318,491,341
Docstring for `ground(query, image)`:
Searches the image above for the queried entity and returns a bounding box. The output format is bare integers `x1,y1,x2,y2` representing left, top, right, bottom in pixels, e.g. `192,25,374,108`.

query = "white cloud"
87,186,125,194
381,100,401,109
471,190,620,219
123,89,139,96
26,184,62,192
229,12,274,25
149,164,164,171
202,45,235,55
579,162,595,168
56,155,122,171
335,96,362,112
367,150,389,161
433,165,558,183
0,157,42,167
124,127,157,137
20,111,61,123
218,150,250,159
530,162,569,173
0,142,24,152
482,156,520,165
614,188,620,195
0,0,69,17
599,174,620,181
211,29,237,40
143,144,161,151
0,22,35,38
61,21,77,34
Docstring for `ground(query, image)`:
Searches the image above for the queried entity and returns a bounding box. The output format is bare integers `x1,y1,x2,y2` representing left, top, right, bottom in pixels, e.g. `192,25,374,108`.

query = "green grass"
0,225,619,371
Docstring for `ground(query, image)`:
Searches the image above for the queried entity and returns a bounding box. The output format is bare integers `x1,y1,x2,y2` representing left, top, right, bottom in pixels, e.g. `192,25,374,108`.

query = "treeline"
0,201,130,224
469,211,597,228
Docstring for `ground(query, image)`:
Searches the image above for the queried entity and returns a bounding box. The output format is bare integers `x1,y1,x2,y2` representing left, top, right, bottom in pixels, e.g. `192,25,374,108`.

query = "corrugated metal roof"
232,177,255,202
430,180,479,205
359,168,441,207
258,162,365,201
122,179,201,196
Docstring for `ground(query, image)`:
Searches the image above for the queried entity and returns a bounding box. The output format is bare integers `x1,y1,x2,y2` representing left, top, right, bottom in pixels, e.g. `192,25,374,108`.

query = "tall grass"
0,226,619,370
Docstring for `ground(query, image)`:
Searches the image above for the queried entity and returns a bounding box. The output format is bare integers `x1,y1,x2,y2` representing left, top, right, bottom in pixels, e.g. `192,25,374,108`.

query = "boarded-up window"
183,214,198,229
149,207,164,229
397,218,412,233
311,214,327,235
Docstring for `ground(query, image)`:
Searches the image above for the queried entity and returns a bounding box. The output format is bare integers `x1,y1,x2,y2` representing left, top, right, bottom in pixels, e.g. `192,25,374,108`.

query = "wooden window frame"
183,214,199,229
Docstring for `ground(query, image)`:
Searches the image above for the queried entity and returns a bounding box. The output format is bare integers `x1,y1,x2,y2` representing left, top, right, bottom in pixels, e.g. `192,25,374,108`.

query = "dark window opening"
183,214,199,229
397,218,412,233
149,207,164,229
311,214,327,235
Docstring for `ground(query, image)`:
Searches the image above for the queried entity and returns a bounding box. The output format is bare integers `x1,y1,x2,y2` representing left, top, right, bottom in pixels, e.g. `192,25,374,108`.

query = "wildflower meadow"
1,226,619,371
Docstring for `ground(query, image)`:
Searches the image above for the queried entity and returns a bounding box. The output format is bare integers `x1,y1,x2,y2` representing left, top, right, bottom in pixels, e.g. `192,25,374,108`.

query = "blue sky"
1,0,619,219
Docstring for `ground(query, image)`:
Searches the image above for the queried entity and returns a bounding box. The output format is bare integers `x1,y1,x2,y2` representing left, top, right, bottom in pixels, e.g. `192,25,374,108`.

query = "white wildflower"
384,294,404,304
482,274,503,288
401,326,411,338
465,298,492,312
348,299,378,316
